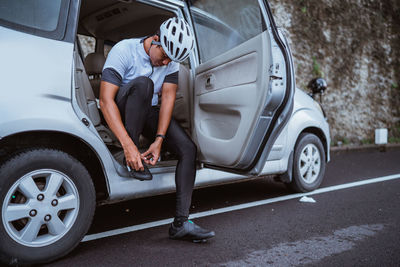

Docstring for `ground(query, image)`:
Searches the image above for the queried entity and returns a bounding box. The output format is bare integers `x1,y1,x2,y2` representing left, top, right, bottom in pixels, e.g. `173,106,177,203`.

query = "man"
99,17,215,242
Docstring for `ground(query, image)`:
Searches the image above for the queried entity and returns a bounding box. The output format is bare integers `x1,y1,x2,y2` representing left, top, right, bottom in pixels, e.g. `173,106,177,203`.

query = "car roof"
78,0,173,42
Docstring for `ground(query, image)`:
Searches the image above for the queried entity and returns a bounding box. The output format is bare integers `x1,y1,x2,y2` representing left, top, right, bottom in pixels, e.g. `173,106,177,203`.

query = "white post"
375,128,388,145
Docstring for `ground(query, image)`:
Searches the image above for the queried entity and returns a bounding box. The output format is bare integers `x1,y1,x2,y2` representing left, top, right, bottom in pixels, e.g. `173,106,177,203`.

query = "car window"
0,0,69,40
78,34,96,59
190,0,264,63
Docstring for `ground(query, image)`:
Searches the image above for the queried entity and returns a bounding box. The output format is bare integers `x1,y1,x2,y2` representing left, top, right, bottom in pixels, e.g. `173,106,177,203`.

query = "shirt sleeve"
163,61,180,85
102,40,130,81
101,68,122,87
163,71,179,85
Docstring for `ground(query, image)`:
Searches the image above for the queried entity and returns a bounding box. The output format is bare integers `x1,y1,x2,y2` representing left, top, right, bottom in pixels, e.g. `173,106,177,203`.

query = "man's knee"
128,76,154,99
180,139,197,160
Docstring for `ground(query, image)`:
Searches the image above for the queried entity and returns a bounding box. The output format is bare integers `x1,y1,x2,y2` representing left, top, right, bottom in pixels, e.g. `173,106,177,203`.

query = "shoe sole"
169,234,215,243
192,238,210,243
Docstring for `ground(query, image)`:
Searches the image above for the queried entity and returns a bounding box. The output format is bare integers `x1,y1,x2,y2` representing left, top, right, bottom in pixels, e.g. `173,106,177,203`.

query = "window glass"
0,0,62,31
190,0,263,63
78,34,96,59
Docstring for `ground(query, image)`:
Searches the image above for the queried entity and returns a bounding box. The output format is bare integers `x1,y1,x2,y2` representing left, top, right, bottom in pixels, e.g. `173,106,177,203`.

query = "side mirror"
307,77,327,98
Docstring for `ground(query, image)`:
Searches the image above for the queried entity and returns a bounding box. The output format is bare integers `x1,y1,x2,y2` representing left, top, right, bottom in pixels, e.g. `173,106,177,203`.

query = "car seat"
84,52,105,99
172,64,190,131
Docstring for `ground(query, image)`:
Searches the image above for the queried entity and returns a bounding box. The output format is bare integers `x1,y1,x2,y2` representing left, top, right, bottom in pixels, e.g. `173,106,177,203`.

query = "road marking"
222,224,384,266
82,173,400,242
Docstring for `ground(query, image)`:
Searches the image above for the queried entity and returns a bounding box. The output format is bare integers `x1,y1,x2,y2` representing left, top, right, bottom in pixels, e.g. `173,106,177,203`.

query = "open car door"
186,0,295,175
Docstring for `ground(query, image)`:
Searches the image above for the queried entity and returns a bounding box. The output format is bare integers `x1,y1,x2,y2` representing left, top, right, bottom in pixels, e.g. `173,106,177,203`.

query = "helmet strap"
151,40,161,46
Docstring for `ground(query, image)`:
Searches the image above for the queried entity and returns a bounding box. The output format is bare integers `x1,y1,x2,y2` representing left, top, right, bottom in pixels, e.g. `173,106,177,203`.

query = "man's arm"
99,81,144,171
142,82,177,165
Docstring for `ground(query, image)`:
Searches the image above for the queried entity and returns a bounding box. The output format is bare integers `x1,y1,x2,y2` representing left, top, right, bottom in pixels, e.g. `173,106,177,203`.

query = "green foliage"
392,82,399,89
332,136,350,146
389,137,400,143
387,123,400,143
342,137,350,145
301,7,307,13
312,56,325,78
361,139,373,145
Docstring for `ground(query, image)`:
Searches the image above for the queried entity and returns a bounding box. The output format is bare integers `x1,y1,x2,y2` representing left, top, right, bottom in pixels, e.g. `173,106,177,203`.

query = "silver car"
0,0,330,265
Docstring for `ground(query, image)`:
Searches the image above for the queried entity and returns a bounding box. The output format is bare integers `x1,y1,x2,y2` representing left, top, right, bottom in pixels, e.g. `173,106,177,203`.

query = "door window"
0,0,69,40
190,0,265,63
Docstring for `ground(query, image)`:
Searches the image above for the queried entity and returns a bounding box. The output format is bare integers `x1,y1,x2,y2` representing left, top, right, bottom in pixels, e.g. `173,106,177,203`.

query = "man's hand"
124,141,144,171
142,82,176,165
141,138,163,165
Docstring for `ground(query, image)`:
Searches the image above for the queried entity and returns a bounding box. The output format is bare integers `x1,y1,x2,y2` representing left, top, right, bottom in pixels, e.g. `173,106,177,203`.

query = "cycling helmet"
158,17,194,62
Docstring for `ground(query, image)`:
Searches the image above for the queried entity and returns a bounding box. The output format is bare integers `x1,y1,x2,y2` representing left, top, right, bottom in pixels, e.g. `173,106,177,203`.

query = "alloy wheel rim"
2,169,79,247
298,143,321,184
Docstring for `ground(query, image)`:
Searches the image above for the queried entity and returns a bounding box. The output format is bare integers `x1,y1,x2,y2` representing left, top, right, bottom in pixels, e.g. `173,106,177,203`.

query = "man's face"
149,44,172,66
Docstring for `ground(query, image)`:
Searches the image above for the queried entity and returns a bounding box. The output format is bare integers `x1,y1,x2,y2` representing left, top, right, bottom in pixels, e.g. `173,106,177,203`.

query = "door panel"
194,33,270,166
187,0,295,174
195,52,257,95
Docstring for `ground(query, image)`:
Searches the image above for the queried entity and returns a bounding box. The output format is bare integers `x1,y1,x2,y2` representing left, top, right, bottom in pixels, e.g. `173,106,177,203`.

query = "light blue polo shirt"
103,38,179,106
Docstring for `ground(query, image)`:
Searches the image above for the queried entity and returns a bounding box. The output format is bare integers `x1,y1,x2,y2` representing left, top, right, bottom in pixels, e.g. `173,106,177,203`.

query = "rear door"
0,0,80,127
186,0,295,175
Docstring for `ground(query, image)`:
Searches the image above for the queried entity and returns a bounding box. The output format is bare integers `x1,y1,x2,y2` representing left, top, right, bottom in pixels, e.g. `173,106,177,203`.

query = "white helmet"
158,17,194,62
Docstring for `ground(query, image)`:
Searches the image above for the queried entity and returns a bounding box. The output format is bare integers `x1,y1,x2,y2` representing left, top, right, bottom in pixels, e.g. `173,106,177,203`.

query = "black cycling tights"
115,76,196,218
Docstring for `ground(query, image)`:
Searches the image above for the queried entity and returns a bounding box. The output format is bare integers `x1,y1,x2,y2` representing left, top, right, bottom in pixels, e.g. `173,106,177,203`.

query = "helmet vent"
172,26,176,35
170,42,174,54
164,36,168,47
166,20,171,29
179,33,183,44
175,48,180,58
179,48,187,60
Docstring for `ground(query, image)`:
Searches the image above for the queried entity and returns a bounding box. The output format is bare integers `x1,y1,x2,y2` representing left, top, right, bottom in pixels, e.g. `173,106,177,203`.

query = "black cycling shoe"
123,158,152,181
169,220,215,243
129,165,152,180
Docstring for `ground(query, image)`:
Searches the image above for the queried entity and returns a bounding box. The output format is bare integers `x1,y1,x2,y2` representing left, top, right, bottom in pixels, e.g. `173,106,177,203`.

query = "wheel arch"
0,131,109,202
279,123,329,184
299,127,328,162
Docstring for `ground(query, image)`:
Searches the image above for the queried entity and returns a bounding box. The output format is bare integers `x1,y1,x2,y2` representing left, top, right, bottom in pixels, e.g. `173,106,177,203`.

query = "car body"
0,0,330,264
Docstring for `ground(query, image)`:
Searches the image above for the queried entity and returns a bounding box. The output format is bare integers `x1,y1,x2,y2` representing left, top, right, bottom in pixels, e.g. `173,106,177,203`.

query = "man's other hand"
141,139,162,165
124,142,144,171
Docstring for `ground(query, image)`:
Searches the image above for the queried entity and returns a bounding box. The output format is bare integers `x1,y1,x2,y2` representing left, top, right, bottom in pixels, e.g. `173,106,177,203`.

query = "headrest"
84,53,106,75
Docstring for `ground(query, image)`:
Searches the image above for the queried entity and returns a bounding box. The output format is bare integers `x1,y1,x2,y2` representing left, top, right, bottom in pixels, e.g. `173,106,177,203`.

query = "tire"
0,148,95,266
287,133,326,193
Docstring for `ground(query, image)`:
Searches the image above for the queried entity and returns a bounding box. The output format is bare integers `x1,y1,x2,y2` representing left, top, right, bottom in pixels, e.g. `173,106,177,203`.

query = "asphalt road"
45,148,400,266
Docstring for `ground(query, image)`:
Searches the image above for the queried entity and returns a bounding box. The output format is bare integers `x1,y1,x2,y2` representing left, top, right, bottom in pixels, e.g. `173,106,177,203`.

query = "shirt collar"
138,39,150,61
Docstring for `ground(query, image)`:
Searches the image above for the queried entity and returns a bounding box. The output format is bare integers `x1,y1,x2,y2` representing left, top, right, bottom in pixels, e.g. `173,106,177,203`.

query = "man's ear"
153,35,160,42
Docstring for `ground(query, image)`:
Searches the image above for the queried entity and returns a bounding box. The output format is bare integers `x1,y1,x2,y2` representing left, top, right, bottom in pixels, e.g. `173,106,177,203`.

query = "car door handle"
205,74,215,89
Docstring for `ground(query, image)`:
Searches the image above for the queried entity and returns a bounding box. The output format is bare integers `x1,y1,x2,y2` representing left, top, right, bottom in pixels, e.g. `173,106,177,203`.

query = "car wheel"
0,148,95,265
287,133,326,193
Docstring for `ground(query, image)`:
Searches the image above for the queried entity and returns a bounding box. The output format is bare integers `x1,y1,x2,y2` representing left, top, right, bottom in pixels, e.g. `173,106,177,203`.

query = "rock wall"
269,0,400,144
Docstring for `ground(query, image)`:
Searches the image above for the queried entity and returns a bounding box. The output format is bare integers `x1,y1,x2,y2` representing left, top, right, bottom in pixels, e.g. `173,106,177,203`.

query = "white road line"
82,173,400,242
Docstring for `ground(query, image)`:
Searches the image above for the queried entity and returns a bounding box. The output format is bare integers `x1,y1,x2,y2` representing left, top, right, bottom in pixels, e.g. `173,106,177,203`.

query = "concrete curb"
330,143,400,154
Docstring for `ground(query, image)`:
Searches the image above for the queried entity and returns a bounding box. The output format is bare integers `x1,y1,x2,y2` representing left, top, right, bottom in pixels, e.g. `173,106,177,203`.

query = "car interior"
75,0,192,167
